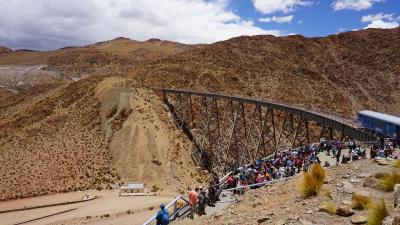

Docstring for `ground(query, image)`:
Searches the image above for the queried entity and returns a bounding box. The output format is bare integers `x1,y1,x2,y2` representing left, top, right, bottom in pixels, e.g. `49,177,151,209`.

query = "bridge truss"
154,88,377,174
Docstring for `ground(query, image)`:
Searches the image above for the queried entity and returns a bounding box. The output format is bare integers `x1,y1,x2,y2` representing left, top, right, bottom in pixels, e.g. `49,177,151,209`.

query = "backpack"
162,210,170,224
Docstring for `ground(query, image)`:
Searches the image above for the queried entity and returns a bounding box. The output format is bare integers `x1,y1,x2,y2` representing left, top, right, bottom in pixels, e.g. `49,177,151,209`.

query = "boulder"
351,215,367,224
342,181,355,194
341,200,351,206
363,176,382,190
336,205,354,217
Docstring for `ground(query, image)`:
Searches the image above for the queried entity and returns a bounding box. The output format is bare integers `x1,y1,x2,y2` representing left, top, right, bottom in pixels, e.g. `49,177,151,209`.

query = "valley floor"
0,189,179,225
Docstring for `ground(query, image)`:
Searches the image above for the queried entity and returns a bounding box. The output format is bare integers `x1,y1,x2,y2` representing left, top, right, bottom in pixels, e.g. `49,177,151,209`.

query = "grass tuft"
367,199,388,225
379,170,400,191
319,201,337,215
298,163,326,198
322,190,333,200
311,162,326,181
351,193,372,210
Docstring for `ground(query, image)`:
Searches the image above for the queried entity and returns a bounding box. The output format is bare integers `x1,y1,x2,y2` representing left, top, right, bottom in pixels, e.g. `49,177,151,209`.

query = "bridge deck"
154,88,377,142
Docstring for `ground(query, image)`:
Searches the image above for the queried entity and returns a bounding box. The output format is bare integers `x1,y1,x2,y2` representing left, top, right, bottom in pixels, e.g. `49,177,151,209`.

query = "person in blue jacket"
156,204,169,225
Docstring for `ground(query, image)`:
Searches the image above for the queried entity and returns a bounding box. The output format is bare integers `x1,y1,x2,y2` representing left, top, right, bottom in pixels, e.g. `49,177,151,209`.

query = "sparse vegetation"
366,199,388,225
322,190,333,200
151,185,160,192
298,163,326,198
379,170,400,191
319,201,336,215
351,193,372,210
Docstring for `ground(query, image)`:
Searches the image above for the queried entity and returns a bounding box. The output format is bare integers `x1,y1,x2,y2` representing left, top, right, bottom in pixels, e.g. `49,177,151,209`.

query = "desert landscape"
1,1,400,223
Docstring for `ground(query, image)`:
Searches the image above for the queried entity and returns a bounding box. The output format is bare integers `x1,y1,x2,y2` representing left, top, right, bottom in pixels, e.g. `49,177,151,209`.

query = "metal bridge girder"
158,88,377,175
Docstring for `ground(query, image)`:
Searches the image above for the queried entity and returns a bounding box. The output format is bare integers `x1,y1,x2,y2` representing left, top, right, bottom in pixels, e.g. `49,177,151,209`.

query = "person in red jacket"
188,186,199,219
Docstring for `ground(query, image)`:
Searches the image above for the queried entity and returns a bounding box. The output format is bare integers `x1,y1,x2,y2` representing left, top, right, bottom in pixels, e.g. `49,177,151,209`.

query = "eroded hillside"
0,38,199,200
129,28,400,118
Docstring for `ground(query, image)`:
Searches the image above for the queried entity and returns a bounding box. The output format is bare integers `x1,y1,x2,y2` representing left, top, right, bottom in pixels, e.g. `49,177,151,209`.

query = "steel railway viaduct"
154,88,381,174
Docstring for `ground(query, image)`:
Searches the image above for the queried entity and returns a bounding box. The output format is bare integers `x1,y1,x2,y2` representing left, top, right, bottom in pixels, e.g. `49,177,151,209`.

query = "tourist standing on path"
156,204,170,225
197,188,207,216
336,147,342,165
188,186,199,219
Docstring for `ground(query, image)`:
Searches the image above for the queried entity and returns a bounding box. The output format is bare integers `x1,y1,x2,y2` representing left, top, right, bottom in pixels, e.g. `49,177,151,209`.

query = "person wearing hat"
156,204,169,225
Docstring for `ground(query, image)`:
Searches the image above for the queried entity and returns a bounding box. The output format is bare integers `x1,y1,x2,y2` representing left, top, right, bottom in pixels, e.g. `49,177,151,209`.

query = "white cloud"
361,12,399,29
259,15,294,23
364,20,399,29
297,20,303,24
0,0,283,50
252,0,312,14
361,13,395,22
332,0,384,11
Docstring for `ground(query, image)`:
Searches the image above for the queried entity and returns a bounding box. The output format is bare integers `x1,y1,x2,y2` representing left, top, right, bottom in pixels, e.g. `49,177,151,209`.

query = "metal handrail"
142,195,190,225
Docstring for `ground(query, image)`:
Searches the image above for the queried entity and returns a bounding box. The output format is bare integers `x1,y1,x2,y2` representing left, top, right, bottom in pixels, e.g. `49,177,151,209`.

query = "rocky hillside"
181,157,400,225
130,27,400,118
0,38,200,200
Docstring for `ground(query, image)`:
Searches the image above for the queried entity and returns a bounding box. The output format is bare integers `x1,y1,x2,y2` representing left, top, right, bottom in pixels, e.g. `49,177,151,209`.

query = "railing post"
173,199,178,220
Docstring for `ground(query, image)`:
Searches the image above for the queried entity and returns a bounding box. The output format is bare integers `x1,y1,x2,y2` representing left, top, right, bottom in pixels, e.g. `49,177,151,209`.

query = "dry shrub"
323,190,333,200
351,194,372,210
311,163,326,181
320,201,337,215
367,199,388,225
379,170,400,191
151,185,160,192
298,163,326,198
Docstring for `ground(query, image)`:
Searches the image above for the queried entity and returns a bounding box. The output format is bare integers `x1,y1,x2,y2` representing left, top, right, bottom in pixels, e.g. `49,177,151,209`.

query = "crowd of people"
370,138,398,159
155,137,399,224
224,138,372,194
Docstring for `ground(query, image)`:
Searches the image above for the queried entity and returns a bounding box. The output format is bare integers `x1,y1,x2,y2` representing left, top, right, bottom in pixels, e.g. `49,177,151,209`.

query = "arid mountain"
130,27,400,118
0,37,195,65
0,38,200,200
1,28,399,201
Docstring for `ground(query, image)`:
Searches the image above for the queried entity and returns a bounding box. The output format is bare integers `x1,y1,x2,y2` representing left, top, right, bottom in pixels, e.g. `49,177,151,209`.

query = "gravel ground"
176,149,400,225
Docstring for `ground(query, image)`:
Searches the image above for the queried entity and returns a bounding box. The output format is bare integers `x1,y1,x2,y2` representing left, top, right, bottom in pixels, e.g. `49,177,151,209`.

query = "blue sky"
230,0,400,37
0,0,399,49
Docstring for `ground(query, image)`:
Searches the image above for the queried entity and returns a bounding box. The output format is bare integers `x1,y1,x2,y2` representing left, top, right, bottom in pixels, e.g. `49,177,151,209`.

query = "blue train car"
358,110,400,138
